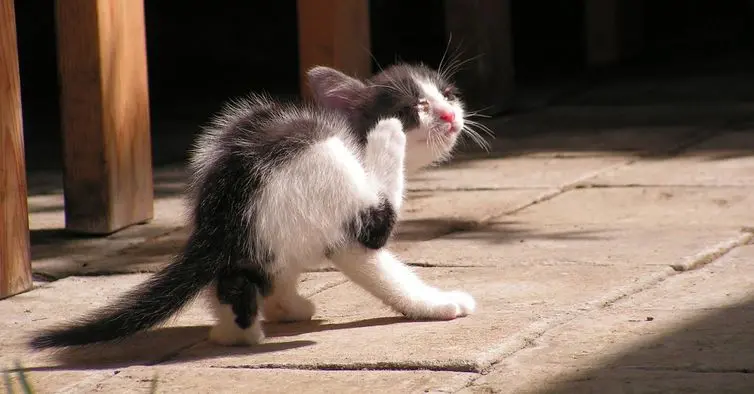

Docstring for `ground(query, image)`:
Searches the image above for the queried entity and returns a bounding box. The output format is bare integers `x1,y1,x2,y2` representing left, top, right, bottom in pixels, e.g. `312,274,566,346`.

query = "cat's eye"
442,88,457,101
417,99,430,112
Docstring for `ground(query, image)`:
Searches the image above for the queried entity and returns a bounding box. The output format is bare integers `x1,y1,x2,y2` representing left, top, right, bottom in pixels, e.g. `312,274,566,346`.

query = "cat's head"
307,63,469,172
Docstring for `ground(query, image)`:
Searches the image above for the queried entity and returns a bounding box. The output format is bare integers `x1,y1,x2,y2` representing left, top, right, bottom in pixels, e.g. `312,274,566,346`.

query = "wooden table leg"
297,0,371,98
584,0,643,67
55,0,154,234
445,0,515,116
0,0,33,299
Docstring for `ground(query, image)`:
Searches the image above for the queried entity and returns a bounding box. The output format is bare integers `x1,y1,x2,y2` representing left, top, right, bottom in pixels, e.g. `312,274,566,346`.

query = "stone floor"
6,72,754,393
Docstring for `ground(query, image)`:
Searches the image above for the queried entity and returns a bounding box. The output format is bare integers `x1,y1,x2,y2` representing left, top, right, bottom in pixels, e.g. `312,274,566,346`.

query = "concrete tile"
408,156,627,191
470,306,754,393
78,366,473,394
2,369,116,394
617,244,754,310
591,132,754,186
506,187,754,228
0,272,345,368
462,369,754,394
465,244,754,393
399,222,747,269
30,196,190,279
393,189,546,248
165,264,675,372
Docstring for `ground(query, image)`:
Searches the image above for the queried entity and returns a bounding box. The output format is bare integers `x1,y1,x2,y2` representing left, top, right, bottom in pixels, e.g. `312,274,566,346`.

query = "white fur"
206,75,475,346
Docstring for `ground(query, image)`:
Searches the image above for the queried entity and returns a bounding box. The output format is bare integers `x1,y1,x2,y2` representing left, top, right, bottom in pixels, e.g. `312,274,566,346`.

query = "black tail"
29,245,217,349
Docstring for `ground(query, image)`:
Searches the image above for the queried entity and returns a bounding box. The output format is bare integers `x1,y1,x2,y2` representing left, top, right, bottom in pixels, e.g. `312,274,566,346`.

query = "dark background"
13,0,754,170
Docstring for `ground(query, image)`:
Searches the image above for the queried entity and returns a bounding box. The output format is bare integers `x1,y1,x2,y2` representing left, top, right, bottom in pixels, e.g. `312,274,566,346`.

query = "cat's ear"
306,66,366,111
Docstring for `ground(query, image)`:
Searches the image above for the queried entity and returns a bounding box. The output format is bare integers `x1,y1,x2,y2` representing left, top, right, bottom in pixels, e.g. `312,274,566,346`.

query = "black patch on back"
352,198,397,250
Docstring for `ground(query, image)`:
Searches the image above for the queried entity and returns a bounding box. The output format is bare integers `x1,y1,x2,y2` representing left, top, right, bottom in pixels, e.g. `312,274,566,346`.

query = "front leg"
330,246,475,320
363,118,406,210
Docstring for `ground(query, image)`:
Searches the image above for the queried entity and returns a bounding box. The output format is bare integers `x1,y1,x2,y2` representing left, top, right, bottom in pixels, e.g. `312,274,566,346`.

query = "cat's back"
190,94,356,177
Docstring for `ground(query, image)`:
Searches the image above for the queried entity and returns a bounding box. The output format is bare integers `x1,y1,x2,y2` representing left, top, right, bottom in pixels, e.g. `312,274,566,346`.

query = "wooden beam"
584,0,644,67
445,0,515,116
297,0,371,98
0,0,33,299
55,0,154,234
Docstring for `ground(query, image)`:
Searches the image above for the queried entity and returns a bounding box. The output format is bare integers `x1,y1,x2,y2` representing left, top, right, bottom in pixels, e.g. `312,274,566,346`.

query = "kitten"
30,63,477,348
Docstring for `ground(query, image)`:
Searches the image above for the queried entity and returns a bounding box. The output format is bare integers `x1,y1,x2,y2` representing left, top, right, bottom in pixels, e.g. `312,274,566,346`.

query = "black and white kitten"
30,63,476,348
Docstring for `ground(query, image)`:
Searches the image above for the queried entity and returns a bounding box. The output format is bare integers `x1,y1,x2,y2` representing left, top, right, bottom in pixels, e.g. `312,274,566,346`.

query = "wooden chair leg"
0,0,33,299
55,0,154,234
445,0,515,116
296,0,371,98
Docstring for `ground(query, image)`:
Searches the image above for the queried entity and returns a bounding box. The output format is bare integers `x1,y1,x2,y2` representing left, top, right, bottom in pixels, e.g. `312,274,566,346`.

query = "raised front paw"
401,289,476,321
366,118,406,161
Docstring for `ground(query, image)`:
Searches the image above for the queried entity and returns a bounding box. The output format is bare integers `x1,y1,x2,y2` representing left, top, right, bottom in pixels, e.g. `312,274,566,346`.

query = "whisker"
464,120,495,137
438,33,453,79
445,53,484,79
462,126,491,152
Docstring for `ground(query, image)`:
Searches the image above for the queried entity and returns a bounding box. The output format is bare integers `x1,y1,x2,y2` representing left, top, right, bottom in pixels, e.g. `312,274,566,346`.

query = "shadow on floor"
21,317,413,371
537,297,754,393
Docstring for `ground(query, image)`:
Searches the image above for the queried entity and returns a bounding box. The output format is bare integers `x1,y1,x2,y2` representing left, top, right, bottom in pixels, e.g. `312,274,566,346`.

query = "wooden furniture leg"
584,0,644,66
55,0,154,234
445,0,515,116
297,0,371,98
0,0,33,299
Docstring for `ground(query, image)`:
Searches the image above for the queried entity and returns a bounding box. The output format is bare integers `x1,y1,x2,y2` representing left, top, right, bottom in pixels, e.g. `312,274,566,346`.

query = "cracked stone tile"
30,196,190,279
462,244,754,393
162,265,674,372
1,272,345,369
392,189,547,250
2,370,117,394
590,131,754,186
407,155,628,191
71,366,474,394
507,187,754,228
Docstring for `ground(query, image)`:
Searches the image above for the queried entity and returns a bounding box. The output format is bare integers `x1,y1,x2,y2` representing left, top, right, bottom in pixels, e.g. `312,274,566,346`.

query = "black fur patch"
348,63,460,145
353,198,397,249
216,267,270,329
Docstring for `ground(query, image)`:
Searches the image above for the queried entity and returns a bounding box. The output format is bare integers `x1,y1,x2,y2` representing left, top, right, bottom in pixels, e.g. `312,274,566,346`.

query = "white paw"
368,118,406,157
263,296,316,323
208,321,265,346
402,290,476,321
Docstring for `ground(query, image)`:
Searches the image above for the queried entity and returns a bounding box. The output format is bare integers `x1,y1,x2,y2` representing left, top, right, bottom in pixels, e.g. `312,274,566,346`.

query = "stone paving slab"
400,186,754,268
589,131,754,186
618,244,754,309
1,272,346,369
505,187,754,228
27,188,548,277
392,189,548,251
162,263,677,373
3,369,117,394
402,223,747,269
30,195,189,279
71,366,474,394
408,156,627,191
461,243,754,393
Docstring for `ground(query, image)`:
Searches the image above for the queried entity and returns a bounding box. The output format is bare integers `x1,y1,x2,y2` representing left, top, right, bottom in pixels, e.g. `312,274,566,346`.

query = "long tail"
29,245,217,349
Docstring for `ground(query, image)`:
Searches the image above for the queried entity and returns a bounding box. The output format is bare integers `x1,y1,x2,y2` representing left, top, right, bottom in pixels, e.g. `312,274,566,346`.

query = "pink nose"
438,110,455,123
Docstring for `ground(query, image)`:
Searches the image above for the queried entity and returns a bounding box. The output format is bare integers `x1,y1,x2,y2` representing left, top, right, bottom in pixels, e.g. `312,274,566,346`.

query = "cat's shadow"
22,316,410,371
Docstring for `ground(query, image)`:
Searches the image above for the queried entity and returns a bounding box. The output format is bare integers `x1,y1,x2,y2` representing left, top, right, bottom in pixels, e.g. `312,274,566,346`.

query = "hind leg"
208,268,269,346
262,268,316,323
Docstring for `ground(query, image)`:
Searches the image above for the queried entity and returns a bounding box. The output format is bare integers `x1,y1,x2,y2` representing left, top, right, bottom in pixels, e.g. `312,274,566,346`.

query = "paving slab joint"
670,231,754,272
